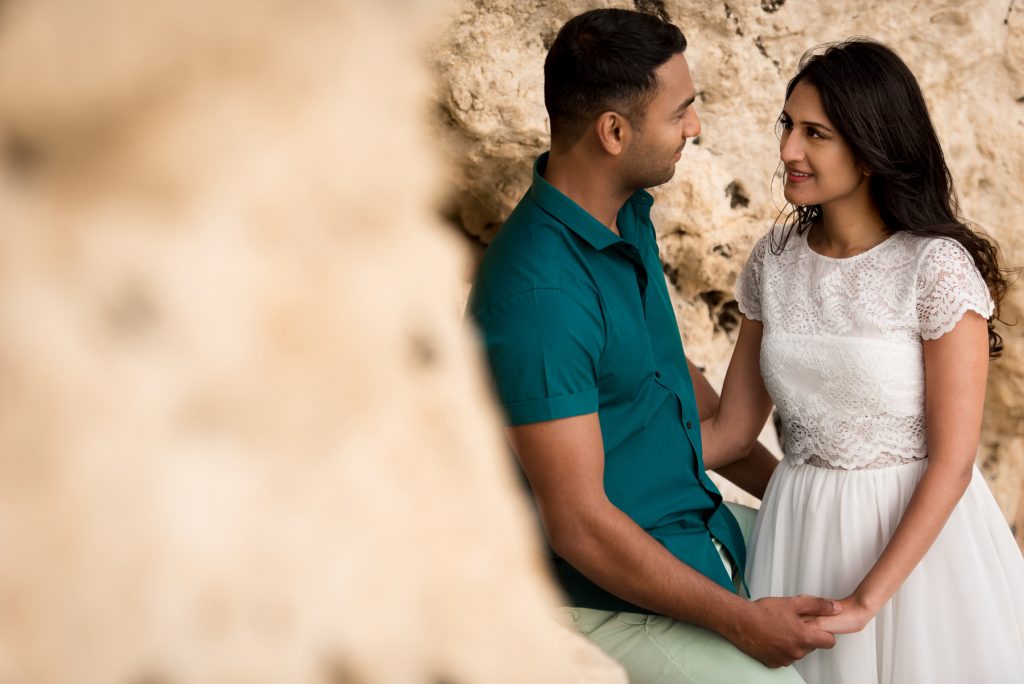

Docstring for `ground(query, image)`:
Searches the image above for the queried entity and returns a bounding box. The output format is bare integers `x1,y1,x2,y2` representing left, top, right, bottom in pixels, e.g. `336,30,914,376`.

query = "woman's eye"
775,116,792,138
807,127,824,139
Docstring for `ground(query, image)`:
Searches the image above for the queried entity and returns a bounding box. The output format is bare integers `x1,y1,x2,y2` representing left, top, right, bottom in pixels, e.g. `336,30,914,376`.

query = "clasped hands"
809,593,876,635
741,592,875,668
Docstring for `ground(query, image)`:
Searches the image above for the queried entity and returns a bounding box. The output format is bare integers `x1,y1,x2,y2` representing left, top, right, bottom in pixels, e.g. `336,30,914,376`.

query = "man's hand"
724,596,841,668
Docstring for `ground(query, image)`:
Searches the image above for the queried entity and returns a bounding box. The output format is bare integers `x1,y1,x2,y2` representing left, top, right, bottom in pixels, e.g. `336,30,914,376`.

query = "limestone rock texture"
0,0,627,682
436,0,1024,539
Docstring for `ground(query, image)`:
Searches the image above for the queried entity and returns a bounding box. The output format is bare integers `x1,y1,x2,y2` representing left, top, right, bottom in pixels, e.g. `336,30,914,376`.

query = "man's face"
620,53,701,190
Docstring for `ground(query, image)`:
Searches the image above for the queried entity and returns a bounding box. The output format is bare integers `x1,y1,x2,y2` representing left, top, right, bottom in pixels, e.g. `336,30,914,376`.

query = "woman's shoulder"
747,225,805,261
899,232,978,274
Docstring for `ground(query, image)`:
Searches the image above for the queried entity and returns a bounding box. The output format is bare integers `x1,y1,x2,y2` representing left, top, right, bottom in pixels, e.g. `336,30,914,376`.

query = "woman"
702,39,1024,682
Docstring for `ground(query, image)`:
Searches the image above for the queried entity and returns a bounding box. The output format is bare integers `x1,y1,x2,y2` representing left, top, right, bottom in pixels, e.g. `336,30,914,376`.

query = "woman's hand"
809,595,875,635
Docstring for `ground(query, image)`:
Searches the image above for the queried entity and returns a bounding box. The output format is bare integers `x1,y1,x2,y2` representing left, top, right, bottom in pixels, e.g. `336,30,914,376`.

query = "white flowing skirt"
747,457,1024,684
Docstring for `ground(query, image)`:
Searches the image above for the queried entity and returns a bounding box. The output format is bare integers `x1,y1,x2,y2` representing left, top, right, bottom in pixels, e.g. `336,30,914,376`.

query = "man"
467,9,839,684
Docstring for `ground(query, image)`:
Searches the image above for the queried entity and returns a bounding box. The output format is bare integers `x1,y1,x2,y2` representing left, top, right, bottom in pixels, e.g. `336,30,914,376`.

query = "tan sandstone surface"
0,0,627,681
436,0,1024,539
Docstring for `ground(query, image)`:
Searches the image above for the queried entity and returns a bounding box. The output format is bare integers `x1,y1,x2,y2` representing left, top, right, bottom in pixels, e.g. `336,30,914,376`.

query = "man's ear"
595,111,630,156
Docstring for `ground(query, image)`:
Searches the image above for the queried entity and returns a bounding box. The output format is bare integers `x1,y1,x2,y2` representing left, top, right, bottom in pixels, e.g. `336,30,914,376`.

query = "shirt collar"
528,152,654,251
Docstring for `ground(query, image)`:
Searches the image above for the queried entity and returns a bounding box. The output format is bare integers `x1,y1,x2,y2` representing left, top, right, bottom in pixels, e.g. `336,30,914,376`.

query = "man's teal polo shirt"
468,153,746,613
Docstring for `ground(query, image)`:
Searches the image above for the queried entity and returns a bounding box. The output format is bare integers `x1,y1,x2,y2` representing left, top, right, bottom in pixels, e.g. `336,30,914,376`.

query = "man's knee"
568,608,804,684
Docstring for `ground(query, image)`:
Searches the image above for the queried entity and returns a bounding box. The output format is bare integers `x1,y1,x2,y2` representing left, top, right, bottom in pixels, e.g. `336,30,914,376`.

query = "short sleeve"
735,234,768,321
915,238,994,340
472,287,604,426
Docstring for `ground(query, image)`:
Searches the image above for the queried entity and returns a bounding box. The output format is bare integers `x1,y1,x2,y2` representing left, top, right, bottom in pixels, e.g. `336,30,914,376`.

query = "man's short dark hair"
544,9,687,148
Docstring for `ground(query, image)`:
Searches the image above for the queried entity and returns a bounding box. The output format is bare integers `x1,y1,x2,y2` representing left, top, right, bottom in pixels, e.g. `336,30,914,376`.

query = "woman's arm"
813,311,989,633
687,356,778,499
699,316,775,470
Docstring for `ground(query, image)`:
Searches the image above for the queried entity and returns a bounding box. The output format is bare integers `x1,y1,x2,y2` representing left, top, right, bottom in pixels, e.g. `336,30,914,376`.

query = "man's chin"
626,162,678,191
645,167,677,189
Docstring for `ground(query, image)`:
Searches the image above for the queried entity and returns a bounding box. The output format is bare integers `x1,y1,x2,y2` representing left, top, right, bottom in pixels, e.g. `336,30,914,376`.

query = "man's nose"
684,108,701,139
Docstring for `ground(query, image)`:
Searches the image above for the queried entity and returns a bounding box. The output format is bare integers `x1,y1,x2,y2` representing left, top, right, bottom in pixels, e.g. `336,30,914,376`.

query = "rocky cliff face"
0,0,626,681
436,0,1024,541
0,0,1018,679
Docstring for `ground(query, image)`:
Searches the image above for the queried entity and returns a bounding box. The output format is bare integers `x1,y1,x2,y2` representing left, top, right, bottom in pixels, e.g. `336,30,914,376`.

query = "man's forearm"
552,499,752,637
550,496,840,668
510,410,838,668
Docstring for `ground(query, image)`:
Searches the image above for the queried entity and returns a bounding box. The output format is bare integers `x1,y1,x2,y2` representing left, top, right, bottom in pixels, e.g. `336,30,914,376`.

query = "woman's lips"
786,169,813,183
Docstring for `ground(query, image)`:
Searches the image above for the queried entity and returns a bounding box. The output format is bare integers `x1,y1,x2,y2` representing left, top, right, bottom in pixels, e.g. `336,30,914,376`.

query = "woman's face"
778,79,868,209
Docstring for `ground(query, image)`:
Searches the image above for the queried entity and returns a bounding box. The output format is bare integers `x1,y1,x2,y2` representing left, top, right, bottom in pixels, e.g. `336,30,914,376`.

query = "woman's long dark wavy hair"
772,38,1013,356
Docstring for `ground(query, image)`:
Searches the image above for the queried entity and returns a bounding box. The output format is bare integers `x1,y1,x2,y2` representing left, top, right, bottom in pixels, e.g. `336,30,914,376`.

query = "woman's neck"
813,194,889,258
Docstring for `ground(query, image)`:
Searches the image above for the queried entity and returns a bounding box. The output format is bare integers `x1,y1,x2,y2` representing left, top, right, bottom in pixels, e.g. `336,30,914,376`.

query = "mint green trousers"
560,503,805,684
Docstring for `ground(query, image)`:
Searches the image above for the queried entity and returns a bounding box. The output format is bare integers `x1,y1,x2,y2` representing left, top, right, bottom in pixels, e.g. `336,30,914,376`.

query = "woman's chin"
782,188,811,206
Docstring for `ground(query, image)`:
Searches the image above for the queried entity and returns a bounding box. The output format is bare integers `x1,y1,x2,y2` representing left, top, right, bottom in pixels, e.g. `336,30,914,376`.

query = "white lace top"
735,228,994,470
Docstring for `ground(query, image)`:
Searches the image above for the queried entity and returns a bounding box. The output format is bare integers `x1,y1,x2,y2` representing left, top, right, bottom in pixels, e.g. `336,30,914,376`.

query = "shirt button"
654,370,662,378
686,420,693,429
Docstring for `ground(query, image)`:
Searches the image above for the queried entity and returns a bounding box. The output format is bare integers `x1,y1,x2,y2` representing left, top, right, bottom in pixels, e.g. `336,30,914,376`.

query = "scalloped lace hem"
795,453,927,471
920,302,994,341
735,300,762,322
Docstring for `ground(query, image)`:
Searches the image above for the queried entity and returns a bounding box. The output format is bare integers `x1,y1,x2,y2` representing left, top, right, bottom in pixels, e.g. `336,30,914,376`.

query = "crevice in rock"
541,27,558,50
760,0,787,13
633,0,671,22
725,180,750,209
723,3,744,36
754,36,782,71
434,100,461,131
712,243,733,258
662,261,681,290
700,290,742,335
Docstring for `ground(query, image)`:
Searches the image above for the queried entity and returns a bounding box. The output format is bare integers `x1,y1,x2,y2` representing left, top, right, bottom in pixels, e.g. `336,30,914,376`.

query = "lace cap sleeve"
916,238,994,340
735,233,769,321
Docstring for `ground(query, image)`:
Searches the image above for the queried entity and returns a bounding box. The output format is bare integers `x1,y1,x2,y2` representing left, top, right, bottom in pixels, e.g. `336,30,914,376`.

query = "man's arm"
508,412,839,668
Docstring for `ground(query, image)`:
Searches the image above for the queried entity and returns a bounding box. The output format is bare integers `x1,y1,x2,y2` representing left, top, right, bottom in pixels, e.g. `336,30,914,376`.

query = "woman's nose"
779,131,802,163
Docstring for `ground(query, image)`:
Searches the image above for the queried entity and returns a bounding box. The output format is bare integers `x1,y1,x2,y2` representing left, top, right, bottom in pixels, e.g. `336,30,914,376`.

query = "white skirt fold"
748,458,1024,684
